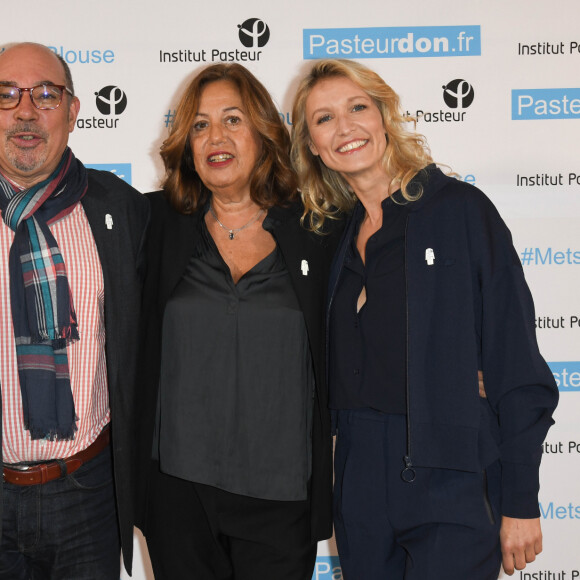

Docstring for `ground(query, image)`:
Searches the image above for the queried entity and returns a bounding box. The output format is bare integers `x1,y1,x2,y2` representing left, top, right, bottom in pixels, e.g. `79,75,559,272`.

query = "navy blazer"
328,166,558,518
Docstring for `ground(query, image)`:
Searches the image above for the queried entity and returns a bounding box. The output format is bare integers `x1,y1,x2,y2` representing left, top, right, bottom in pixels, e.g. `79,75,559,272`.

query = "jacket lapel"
158,209,201,310
80,182,118,293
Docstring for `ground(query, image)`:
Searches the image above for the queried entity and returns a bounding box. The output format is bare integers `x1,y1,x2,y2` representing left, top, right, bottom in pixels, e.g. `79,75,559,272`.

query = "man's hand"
500,516,543,575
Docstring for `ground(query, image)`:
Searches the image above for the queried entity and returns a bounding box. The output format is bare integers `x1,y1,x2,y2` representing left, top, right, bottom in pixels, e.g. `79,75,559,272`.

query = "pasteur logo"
159,17,268,64
76,86,127,129
95,86,128,115
238,18,270,48
442,79,475,108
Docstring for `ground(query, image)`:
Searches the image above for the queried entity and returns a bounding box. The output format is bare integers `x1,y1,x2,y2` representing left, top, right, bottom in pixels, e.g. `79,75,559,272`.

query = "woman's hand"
500,516,543,575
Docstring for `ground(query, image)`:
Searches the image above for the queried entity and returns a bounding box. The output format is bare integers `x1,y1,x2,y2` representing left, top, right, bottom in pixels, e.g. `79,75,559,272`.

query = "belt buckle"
3,463,31,483
9,464,33,471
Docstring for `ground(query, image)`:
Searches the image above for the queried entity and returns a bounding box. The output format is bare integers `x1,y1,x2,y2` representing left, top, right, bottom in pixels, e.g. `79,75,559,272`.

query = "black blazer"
0,169,149,576
135,191,343,542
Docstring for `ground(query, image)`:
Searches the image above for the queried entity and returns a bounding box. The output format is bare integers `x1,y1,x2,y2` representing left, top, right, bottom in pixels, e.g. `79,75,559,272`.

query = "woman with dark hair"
291,59,558,579
134,63,341,580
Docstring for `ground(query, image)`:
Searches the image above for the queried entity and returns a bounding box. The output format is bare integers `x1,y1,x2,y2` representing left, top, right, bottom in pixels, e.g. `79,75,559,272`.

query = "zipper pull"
401,455,416,483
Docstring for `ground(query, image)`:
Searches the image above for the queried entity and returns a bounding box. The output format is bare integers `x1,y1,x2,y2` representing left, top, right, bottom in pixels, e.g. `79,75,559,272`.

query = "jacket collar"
405,164,449,213
264,199,303,230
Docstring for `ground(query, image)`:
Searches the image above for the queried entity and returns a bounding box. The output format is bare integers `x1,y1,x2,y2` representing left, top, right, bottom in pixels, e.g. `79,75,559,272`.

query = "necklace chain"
209,204,264,240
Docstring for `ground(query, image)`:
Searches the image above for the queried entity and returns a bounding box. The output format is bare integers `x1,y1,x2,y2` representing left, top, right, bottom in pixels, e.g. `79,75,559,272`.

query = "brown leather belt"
3,425,110,486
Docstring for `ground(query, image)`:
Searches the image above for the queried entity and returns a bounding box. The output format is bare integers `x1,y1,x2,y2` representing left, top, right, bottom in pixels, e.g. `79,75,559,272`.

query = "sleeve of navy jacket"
468,188,559,519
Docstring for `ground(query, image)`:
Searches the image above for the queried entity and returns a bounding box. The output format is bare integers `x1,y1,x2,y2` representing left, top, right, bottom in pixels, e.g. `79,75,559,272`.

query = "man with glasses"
0,42,148,579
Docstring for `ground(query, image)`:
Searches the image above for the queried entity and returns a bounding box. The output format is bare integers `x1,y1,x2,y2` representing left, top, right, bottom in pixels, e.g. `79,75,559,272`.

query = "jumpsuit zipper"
401,215,416,483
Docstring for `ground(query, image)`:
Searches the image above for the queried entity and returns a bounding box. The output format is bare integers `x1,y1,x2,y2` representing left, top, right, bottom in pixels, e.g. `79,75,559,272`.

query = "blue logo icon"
85,163,132,185
303,26,481,59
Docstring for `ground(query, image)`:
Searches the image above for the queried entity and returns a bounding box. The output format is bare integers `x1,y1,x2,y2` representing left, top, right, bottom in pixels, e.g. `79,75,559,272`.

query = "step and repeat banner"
4,0,579,577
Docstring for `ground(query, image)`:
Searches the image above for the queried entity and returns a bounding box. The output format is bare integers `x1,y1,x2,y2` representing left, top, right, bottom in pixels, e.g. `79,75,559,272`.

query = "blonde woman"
291,59,558,579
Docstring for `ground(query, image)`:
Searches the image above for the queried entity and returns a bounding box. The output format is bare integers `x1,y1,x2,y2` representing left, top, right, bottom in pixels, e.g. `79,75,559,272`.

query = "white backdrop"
4,0,579,577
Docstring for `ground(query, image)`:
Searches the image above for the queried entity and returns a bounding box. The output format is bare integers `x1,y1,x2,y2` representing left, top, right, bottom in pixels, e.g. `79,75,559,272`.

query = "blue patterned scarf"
0,148,88,440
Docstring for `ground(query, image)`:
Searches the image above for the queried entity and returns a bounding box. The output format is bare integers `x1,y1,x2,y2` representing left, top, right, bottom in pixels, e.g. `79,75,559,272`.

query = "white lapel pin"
105,214,114,230
425,248,435,265
301,259,309,276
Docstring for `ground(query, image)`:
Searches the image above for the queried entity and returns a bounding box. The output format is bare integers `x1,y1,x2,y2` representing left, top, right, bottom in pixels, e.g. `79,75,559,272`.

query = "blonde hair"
291,59,433,231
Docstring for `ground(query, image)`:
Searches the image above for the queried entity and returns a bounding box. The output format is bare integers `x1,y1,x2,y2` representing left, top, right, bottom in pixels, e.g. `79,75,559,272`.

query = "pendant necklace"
209,204,264,240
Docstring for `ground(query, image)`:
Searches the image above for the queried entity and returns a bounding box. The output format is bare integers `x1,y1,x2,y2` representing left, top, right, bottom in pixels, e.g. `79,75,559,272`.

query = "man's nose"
13,92,40,121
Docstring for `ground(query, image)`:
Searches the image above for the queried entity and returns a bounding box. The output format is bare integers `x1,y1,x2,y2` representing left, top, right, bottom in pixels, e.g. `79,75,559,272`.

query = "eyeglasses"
0,84,73,110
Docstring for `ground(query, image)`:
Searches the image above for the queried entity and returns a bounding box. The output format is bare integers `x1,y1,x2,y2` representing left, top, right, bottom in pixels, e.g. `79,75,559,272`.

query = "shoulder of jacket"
87,169,148,211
